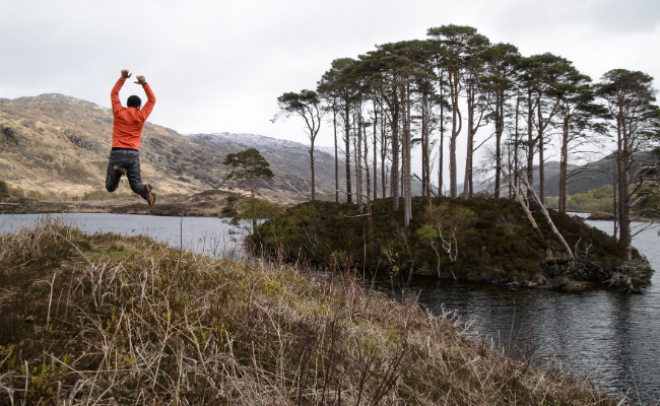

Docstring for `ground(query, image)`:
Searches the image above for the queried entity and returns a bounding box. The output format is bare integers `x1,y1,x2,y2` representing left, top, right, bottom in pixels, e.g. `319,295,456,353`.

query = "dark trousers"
105,150,149,200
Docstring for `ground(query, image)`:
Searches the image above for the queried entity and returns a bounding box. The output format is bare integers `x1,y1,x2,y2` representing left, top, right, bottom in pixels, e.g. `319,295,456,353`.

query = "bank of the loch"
251,197,653,293
0,218,621,404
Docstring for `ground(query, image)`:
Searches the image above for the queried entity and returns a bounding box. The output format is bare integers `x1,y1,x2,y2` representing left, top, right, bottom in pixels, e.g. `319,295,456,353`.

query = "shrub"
9,185,24,197
221,206,238,218
27,190,47,200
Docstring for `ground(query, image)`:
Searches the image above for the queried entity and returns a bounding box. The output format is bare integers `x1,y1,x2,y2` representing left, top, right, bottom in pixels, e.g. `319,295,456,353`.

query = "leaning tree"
275,90,325,201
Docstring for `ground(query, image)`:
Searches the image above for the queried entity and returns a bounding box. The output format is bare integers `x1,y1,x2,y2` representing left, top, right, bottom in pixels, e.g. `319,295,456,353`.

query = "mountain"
0,94,348,202
544,152,657,197
467,153,657,198
463,161,577,196
185,133,346,199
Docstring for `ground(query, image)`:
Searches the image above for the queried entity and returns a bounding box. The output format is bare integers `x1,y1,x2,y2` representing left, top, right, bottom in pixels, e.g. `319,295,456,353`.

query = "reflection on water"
1,212,659,400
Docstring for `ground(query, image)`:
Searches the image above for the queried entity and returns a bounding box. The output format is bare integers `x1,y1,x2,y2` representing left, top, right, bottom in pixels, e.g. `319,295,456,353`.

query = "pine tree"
275,90,325,201
223,148,274,231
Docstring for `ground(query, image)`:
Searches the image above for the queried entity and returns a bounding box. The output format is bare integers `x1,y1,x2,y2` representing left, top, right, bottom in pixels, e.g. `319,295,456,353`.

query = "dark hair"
127,95,142,108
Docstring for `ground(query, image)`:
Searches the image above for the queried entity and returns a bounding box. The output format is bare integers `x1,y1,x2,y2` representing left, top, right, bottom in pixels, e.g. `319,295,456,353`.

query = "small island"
251,197,653,293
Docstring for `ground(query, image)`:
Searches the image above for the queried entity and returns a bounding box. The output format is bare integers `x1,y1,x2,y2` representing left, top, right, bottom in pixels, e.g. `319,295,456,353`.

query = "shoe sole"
145,185,156,206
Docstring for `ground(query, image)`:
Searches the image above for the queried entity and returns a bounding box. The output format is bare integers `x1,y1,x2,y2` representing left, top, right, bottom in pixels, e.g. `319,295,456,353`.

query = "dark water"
379,217,660,402
2,213,659,401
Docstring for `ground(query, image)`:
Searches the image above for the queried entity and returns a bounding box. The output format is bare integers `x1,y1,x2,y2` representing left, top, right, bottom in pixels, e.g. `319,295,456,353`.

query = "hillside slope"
544,152,656,197
0,94,344,201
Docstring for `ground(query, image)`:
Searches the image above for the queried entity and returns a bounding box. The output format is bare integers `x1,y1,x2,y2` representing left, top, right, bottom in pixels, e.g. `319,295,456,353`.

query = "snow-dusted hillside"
187,133,347,161
185,132,422,197
185,132,347,196
186,133,333,159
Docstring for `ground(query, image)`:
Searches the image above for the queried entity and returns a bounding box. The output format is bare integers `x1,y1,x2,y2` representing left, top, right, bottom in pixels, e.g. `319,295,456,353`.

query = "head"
127,95,142,109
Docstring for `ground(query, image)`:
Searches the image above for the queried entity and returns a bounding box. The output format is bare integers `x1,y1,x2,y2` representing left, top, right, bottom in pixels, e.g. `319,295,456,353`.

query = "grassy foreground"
0,219,620,405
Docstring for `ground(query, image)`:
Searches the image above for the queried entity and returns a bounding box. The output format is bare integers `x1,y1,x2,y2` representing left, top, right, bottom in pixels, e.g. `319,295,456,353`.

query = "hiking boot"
145,185,157,206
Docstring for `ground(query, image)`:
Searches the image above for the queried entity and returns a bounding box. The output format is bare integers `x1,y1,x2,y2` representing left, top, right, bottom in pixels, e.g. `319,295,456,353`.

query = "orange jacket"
111,77,156,150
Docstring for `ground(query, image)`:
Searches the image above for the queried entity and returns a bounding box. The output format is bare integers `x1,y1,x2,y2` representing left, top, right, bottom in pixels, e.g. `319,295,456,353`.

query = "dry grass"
0,219,622,405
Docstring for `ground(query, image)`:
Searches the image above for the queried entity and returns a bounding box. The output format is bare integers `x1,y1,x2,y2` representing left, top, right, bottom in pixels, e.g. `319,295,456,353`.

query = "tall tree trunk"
507,132,513,199
537,101,545,204
391,91,400,212
617,118,632,260
344,102,352,203
373,103,378,201
421,93,428,198
355,110,363,213
333,100,339,202
422,93,431,199
494,92,503,198
463,83,474,200
612,154,618,241
310,138,315,201
381,110,387,199
438,71,445,196
449,69,462,198
403,84,413,228
248,174,257,233
526,88,535,199
364,115,370,206
559,115,569,213
513,91,521,198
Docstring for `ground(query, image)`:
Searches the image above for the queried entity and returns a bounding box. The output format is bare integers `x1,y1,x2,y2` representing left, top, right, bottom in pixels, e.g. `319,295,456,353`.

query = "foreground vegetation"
252,197,653,292
0,219,621,405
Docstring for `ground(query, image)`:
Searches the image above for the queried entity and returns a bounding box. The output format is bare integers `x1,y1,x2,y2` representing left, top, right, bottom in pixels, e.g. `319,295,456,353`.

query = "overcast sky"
2,0,659,185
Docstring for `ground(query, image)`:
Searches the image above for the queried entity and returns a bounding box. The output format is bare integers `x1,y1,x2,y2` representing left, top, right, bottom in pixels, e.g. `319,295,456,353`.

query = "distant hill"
185,133,346,199
0,94,354,202
544,152,656,197
466,153,656,198
466,161,578,196
544,157,615,197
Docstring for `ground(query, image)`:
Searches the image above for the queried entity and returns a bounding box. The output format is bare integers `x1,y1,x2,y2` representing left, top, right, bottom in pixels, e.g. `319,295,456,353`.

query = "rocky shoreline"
587,210,656,222
0,190,245,217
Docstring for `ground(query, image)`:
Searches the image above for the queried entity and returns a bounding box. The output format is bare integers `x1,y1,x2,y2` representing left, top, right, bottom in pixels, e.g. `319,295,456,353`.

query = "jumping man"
105,69,157,205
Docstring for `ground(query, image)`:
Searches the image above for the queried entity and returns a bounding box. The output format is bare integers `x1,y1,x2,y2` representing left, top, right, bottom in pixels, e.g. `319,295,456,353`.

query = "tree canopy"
223,148,274,198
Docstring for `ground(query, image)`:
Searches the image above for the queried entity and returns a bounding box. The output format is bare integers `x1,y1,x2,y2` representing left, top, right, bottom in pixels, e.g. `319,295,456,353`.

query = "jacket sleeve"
111,78,125,116
139,83,156,120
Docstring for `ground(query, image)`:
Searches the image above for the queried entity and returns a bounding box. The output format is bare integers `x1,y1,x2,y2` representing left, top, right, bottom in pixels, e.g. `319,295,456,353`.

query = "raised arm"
134,75,156,120
111,70,131,115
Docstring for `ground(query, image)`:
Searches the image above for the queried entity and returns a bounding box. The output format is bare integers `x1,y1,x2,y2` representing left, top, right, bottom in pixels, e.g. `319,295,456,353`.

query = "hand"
134,75,147,85
121,70,132,79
